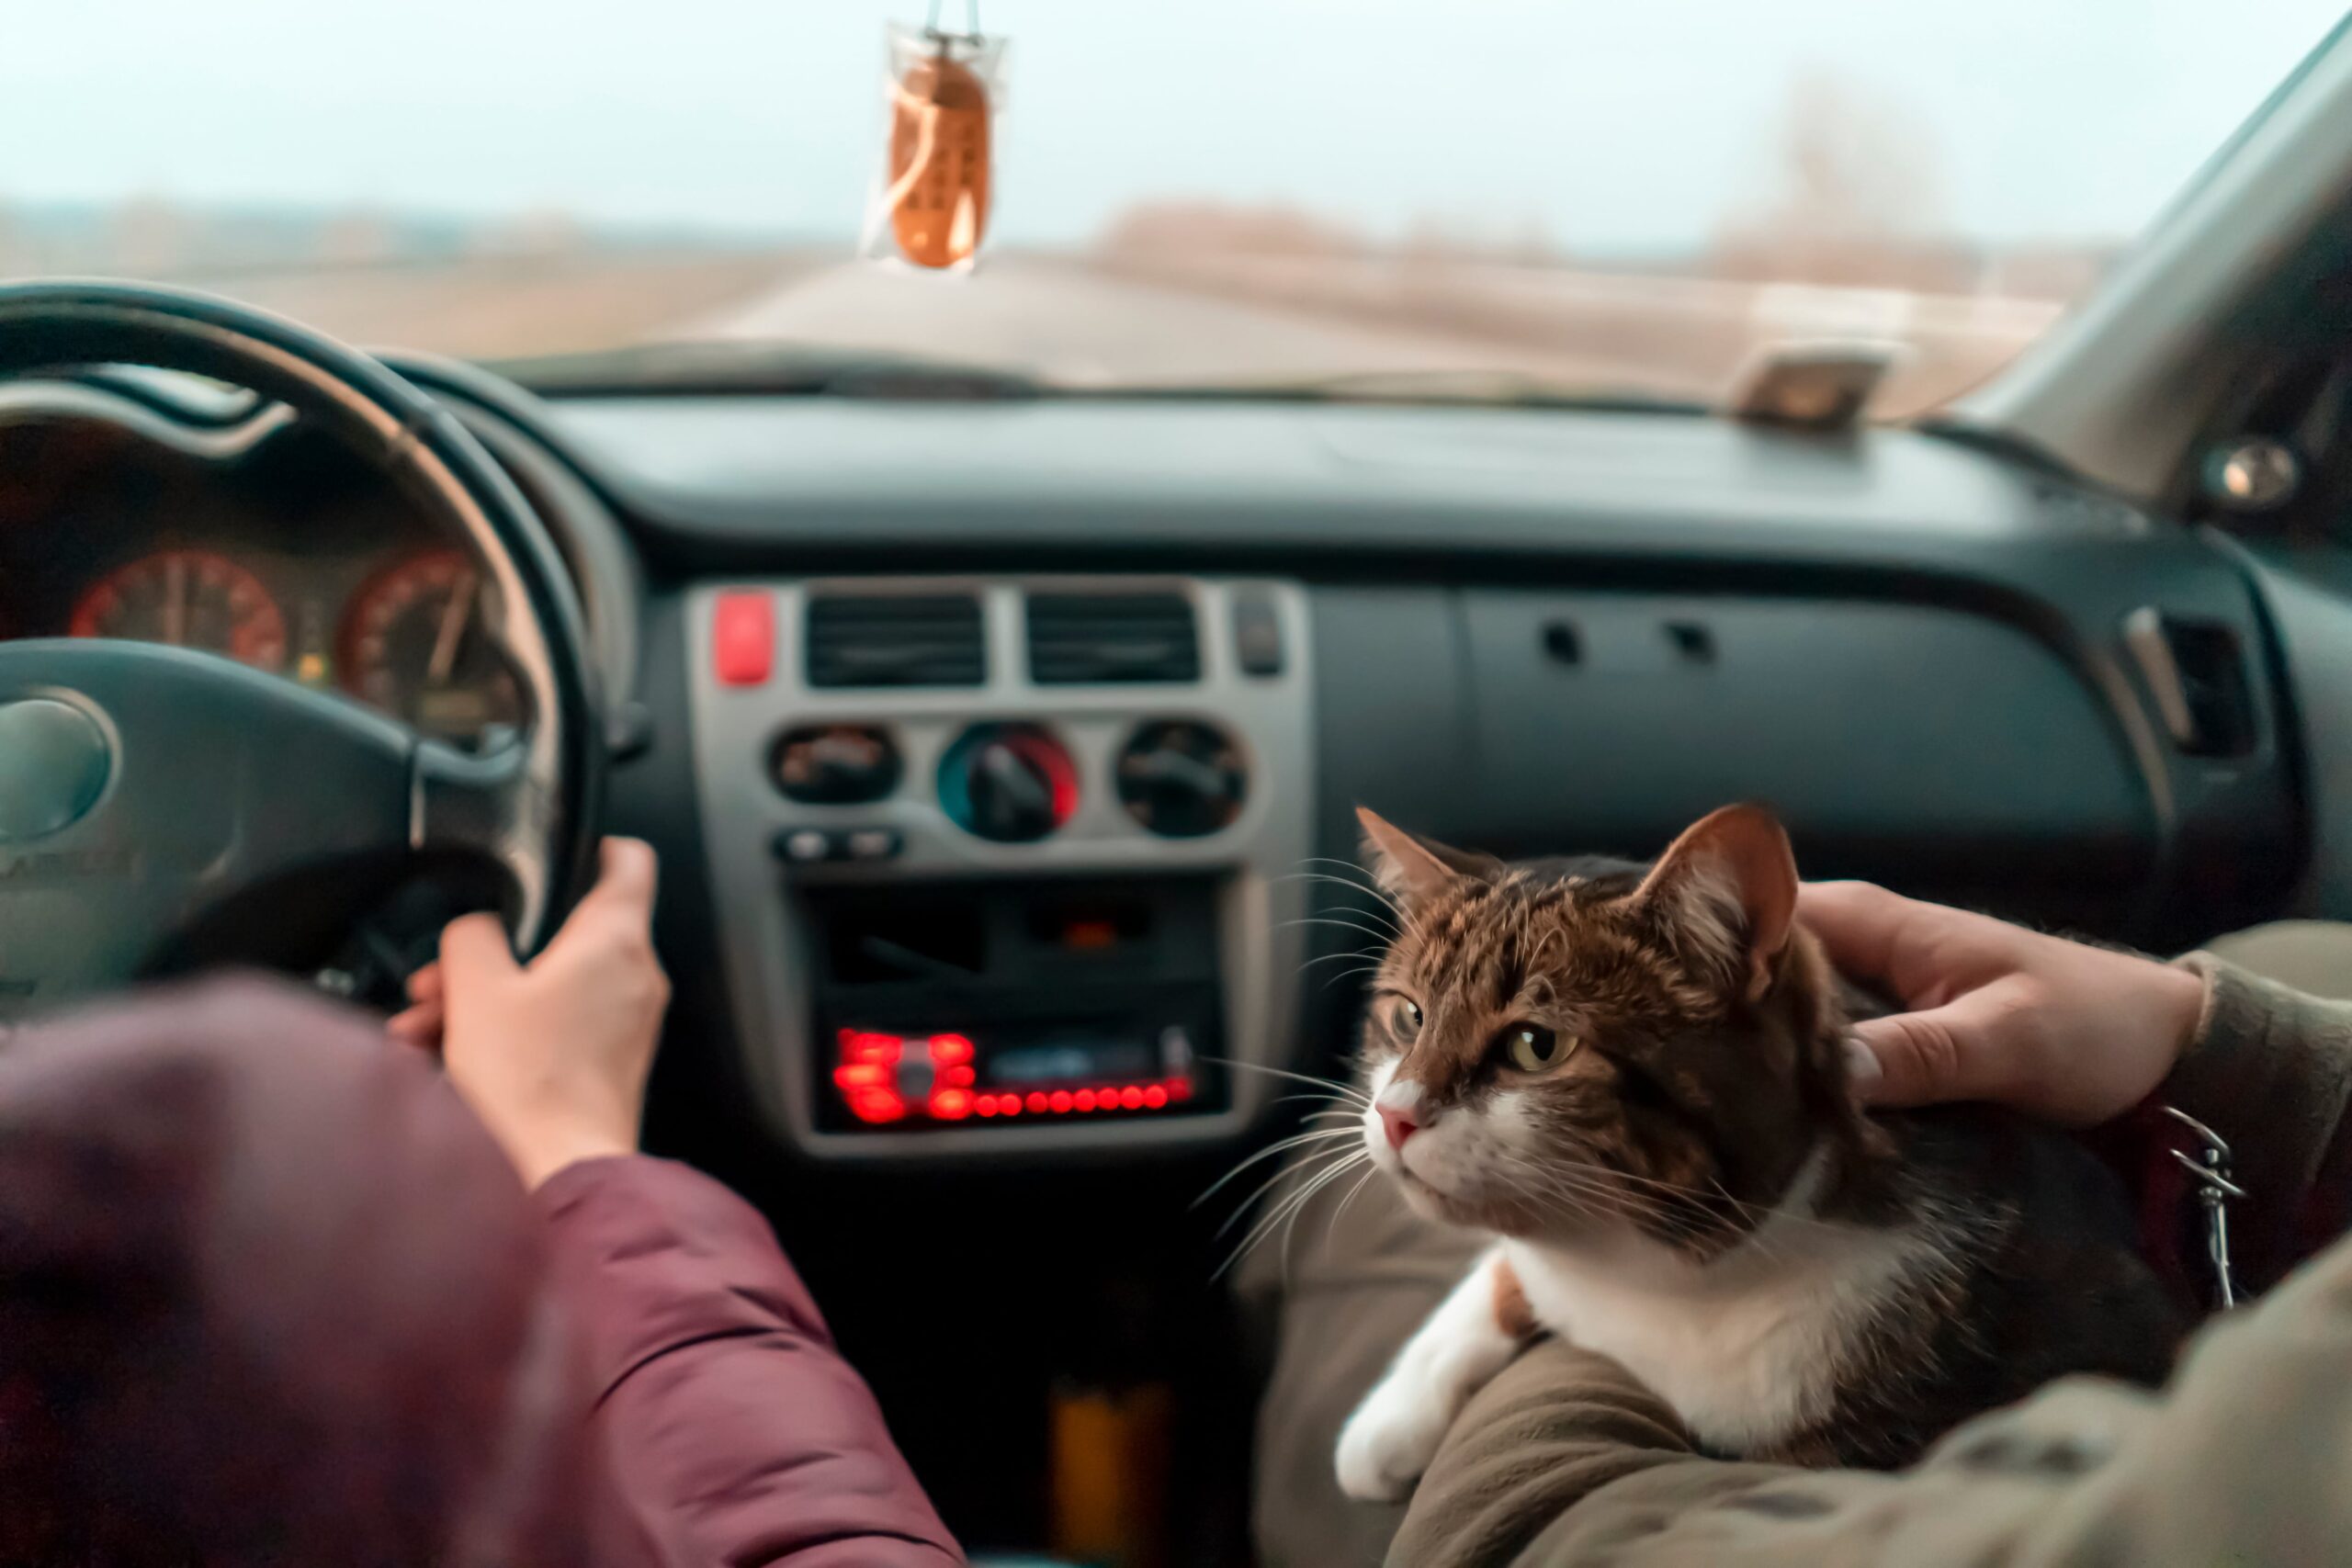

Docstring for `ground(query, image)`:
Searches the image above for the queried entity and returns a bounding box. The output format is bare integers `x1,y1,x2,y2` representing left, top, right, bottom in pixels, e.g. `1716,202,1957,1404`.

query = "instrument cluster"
0,410,526,748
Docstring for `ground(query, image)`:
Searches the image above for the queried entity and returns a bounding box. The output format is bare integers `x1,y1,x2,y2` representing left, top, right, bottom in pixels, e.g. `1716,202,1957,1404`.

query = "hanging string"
923,0,981,40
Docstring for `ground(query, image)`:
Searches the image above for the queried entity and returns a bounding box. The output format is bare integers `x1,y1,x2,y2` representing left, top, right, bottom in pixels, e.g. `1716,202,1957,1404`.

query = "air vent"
1026,592,1200,684
2123,608,2256,757
805,593,985,688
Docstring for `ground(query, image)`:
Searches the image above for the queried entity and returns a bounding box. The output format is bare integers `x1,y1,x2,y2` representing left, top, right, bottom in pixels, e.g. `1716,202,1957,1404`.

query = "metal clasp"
2161,1104,2247,1310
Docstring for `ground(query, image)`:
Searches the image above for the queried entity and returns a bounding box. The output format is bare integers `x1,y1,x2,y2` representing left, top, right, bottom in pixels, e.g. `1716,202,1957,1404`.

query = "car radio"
684,576,1315,1161
804,876,1227,1134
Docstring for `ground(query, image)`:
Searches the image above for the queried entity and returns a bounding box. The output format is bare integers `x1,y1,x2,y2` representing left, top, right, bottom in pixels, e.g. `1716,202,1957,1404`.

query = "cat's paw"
1335,1377,1451,1503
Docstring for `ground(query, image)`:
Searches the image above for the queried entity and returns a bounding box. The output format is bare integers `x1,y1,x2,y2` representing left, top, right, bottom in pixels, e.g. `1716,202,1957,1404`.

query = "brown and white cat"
1334,804,2181,1502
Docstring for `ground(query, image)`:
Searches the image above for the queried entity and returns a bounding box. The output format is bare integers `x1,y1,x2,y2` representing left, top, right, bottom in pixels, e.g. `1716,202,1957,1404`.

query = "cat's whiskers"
1268,884,1404,938
1283,857,1406,918
1326,1162,1384,1232
1273,914,1406,948
1214,1145,1369,1281
1483,1145,1646,1229
1523,1165,1660,1229
1263,1090,1371,1116
1272,1150,1375,1284
1215,1144,1360,1254
1545,1156,1849,1240
1209,1143,1364,1252
1196,1125,1363,1214
1298,948,1384,973
1198,1056,1374,1109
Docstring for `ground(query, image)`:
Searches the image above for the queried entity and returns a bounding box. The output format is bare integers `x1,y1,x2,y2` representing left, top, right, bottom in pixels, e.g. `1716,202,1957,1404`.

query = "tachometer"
69,548,288,671
340,549,524,743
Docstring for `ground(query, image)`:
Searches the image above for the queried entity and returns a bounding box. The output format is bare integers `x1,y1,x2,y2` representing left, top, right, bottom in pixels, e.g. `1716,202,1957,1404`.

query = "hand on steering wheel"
0,282,603,1015
392,838,668,1189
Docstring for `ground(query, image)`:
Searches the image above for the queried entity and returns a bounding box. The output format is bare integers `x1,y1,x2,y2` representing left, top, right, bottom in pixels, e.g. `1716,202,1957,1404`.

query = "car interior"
7,5,2352,1562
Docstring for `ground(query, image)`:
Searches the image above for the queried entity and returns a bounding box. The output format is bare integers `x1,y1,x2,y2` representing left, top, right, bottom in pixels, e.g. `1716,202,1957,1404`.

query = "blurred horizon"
3,2,2343,412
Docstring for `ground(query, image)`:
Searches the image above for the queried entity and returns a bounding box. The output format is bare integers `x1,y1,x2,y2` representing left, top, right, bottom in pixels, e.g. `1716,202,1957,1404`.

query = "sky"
2,0,2345,253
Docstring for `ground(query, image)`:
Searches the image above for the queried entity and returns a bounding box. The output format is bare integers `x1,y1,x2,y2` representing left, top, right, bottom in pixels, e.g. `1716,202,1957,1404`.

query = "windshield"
7,1,2344,415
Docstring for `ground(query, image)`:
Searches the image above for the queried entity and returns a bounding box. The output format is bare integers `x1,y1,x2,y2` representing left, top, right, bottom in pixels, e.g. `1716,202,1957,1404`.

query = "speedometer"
69,549,288,671
339,549,524,743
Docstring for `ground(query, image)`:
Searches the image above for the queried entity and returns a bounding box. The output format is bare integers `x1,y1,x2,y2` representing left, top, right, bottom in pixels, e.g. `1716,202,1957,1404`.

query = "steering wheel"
0,282,603,1013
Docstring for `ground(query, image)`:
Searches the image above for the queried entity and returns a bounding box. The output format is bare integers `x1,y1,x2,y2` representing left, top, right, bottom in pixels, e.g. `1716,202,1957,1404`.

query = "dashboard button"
1231,590,1284,677
713,592,775,686
774,828,835,864
842,828,904,863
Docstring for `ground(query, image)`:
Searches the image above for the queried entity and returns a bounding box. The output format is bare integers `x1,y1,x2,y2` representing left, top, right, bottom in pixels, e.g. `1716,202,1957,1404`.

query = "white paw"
1335,1378,1450,1503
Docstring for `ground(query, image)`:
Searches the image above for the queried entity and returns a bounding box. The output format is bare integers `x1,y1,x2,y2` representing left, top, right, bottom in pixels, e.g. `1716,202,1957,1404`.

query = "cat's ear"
1632,804,1798,1001
1356,807,1492,903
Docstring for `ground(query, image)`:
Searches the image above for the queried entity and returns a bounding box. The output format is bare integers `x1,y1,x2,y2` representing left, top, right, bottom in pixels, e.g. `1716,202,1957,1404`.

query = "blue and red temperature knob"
938,722,1079,842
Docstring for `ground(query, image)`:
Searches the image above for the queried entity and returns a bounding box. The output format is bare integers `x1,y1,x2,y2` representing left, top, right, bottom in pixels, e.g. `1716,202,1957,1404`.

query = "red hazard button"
713,592,774,686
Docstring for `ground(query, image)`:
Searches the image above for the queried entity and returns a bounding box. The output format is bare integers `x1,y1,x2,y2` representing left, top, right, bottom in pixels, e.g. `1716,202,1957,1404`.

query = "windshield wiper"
1120,367,1711,415
491,344,1704,413
489,341,1043,400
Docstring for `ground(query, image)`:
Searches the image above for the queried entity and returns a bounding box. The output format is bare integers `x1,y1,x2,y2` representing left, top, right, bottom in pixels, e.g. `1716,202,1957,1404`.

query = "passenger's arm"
2164,953,2352,1290
1800,883,2352,1286
1396,1224,2352,1566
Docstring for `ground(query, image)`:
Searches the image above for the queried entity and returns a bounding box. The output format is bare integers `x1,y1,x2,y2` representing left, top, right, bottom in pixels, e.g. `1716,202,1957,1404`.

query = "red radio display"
830,1026,1199,1127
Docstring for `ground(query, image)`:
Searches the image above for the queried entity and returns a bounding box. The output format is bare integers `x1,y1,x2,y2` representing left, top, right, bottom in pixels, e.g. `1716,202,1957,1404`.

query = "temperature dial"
939,723,1078,842
1116,721,1247,838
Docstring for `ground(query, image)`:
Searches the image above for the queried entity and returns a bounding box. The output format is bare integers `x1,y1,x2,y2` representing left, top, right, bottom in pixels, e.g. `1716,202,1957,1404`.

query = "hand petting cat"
1799,881,2207,1126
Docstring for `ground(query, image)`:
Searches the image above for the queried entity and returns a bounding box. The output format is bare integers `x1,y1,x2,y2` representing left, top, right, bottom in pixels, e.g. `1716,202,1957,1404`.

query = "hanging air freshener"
864,1,1003,271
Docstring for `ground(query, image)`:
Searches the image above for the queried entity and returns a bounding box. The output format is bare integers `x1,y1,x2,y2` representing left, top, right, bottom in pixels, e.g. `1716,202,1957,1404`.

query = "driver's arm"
393,840,961,1567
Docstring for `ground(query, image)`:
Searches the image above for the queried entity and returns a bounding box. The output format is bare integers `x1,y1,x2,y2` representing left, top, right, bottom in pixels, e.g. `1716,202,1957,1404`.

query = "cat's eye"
1500,1023,1572,1072
1379,994,1424,1041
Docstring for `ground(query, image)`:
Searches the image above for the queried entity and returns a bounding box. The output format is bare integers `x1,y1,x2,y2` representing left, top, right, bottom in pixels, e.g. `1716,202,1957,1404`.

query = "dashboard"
504,391,2306,1172
0,367,2327,1165
0,387,525,747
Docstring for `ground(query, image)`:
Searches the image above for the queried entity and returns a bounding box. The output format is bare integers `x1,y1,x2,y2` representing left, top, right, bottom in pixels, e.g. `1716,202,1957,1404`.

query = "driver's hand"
388,837,669,1188
1798,881,2206,1127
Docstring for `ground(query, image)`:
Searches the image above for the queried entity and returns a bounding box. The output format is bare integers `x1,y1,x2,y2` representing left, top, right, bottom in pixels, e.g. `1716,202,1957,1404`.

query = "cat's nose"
1379,1105,1421,1150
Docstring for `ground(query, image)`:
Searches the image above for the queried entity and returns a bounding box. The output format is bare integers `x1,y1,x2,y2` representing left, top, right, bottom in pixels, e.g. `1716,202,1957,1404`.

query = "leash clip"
2160,1104,2246,1309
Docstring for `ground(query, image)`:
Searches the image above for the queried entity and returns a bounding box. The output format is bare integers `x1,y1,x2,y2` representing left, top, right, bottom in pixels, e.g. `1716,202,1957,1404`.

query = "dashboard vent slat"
1026,592,1201,684
805,593,986,688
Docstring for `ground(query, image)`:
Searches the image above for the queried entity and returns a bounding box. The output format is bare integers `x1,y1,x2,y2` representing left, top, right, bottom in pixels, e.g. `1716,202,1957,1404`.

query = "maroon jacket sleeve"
537,1156,962,1568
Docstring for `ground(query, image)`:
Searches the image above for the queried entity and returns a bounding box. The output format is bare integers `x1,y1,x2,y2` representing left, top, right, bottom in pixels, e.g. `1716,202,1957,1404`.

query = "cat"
1332,803,2183,1502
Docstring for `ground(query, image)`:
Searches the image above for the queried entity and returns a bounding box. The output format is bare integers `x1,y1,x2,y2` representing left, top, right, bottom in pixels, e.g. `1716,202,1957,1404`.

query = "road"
141,247,2060,412
686,254,1674,390
686,251,2058,412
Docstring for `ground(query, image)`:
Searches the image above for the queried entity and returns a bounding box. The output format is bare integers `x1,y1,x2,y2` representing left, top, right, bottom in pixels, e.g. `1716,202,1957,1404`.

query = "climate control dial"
1116,720,1247,838
939,722,1078,842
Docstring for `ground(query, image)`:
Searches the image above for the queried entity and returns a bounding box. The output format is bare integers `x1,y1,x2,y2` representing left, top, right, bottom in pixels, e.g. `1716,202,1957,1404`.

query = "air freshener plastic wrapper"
861,23,1005,272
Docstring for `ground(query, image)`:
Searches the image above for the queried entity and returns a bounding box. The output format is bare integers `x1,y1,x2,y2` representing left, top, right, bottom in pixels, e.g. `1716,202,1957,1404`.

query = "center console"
684,577,1316,1160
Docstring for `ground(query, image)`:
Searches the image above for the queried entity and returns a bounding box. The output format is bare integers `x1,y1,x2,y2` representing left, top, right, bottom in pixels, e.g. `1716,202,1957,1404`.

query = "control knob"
1116,720,1247,838
939,722,1078,842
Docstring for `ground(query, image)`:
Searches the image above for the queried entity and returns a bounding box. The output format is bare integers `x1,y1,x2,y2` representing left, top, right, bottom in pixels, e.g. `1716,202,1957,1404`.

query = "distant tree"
1778,71,1943,241
1713,71,1963,289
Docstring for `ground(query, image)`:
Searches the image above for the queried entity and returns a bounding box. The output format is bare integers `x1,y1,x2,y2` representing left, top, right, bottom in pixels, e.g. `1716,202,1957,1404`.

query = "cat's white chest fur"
1335,1145,1948,1500
1506,1151,1935,1451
